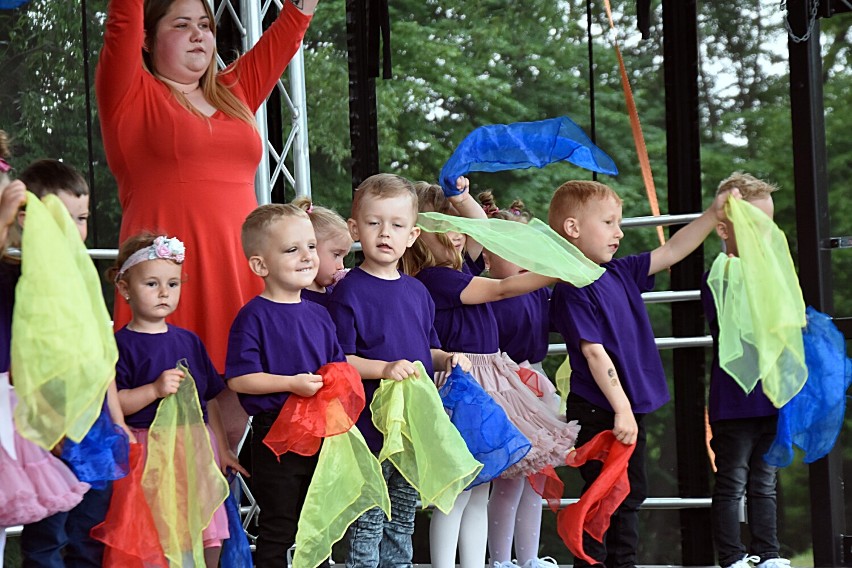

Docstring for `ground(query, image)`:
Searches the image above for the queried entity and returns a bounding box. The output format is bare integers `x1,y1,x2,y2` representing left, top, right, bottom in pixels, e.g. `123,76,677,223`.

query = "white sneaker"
521,558,560,568
725,555,761,568
756,558,792,568
492,562,521,568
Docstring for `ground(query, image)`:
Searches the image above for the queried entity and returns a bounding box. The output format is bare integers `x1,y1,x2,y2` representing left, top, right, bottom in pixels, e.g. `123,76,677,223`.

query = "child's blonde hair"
351,173,418,220
477,190,532,224
716,172,778,201
400,182,462,276
241,203,309,259
292,196,351,243
548,180,623,238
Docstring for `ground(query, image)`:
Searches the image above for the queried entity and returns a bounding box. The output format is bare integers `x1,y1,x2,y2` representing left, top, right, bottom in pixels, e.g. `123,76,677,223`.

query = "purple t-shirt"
225,296,345,416
550,252,670,414
302,288,331,308
115,325,225,428
416,266,499,354
0,262,20,372
701,273,777,422
492,287,551,364
463,252,485,276
327,266,441,451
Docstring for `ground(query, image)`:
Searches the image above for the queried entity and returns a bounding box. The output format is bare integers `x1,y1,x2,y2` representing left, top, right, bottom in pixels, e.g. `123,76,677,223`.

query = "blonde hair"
717,172,778,201
477,190,532,223
241,203,309,258
143,0,257,127
292,196,351,243
351,173,418,220
548,180,623,238
400,182,462,276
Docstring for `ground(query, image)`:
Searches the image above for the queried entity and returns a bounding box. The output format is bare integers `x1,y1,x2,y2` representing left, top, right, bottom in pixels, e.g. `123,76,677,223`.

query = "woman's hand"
291,0,320,15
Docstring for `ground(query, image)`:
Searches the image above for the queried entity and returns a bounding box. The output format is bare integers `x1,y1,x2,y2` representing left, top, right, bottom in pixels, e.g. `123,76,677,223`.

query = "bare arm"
648,189,735,275
460,271,557,305
430,349,472,374
207,398,249,476
447,177,486,261
227,372,323,397
580,341,637,445
106,380,136,442
346,354,419,382
117,368,184,416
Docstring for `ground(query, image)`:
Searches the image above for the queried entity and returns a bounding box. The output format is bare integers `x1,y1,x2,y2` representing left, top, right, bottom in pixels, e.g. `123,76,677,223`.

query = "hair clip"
0,158,12,174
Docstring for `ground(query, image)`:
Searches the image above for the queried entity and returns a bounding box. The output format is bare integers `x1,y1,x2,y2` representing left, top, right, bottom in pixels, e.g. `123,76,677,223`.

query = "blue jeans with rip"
711,416,780,567
345,460,417,568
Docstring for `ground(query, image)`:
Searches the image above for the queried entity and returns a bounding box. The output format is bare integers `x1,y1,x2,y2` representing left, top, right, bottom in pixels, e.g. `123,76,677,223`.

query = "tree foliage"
1,0,851,564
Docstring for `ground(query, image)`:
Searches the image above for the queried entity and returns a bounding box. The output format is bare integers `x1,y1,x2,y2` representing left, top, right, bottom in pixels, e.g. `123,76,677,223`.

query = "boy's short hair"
241,203,308,259
18,159,88,198
351,173,418,221
548,180,623,238
717,172,778,201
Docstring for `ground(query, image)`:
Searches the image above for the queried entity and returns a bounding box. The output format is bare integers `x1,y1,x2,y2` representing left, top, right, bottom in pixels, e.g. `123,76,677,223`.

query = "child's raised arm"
227,371,323,397
447,176,486,261
117,367,185,416
0,180,26,245
648,189,737,276
580,341,638,445
460,271,557,305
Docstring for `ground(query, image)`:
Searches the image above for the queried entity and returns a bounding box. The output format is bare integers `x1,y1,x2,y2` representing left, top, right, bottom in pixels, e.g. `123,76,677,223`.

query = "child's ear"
116,279,130,302
715,221,729,241
406,226,421,248
562,217,580,239
347,218,359,242
248,255,268,278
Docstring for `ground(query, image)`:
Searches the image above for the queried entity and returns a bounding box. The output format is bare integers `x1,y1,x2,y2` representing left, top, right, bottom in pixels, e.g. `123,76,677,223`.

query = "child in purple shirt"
226,203,345,567
328,173,467,568
110,233,244,565
548,179,731,568
701,173,787,568
407,182,578,568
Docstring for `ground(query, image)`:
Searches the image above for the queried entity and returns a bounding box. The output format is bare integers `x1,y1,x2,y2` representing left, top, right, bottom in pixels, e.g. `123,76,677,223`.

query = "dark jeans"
567,393,647,568
344,460,417,568
20,483,113,568
710,416,779,567
251,412,329,568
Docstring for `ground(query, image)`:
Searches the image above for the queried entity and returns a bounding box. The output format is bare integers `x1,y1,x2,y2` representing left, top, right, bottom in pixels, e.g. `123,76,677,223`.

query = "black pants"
567,392,647,568
250,412,329,568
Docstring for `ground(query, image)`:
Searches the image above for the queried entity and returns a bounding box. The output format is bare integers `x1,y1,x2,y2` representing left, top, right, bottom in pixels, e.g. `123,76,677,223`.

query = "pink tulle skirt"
131,426,230,548
435,352,580,478
0,385,90,527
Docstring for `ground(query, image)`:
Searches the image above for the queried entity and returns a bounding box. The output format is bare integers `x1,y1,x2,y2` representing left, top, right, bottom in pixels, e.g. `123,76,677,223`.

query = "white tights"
429,483,490,568
487,477,543,565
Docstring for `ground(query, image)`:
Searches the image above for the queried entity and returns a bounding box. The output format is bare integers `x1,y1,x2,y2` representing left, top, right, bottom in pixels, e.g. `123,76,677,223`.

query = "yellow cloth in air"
370,362,483,514
11,193,116,450
293,427,390,568
707,197,807,407
142,362,228,567
417,213,604,286
555,355,572,416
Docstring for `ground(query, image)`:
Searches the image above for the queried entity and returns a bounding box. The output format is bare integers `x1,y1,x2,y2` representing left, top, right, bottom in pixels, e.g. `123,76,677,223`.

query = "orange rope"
602,0,665,245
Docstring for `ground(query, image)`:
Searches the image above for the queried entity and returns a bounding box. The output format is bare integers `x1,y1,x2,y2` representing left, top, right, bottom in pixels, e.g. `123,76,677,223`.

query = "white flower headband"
115,236,186,282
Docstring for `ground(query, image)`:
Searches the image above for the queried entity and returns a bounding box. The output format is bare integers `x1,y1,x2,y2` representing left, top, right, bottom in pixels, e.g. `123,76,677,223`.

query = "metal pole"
290,46,312,197
241,0,272,205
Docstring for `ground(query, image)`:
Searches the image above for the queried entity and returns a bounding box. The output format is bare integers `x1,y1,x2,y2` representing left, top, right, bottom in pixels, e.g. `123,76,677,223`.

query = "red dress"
96,0,312,371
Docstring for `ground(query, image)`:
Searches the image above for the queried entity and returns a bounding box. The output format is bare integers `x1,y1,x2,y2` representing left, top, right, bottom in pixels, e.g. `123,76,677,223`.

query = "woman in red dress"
97,0,317,372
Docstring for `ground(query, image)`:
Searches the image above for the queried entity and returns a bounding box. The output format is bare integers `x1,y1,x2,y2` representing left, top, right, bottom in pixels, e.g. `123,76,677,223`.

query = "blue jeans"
345,461,417,568
567,393,647,568
710,417,780,567
20,483,113,568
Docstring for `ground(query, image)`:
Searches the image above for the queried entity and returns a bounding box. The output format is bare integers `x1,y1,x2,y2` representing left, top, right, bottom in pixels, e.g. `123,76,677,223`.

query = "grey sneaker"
756,559,792,568
725,555,761,568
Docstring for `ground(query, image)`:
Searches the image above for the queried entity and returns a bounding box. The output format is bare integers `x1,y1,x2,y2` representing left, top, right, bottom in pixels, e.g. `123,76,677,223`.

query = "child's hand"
447,177,471,206
712,187,742,221
382,360,419,382
117,421,137,443
613,411,638,445
445,353,472,373
219,446,250,478
290,373,324,397
0,180,26,228
153,368,185,398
